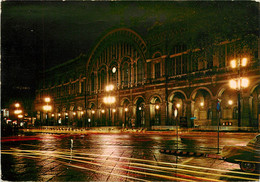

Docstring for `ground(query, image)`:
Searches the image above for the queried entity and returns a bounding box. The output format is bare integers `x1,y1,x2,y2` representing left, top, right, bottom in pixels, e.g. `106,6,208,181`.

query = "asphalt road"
1,131,259,181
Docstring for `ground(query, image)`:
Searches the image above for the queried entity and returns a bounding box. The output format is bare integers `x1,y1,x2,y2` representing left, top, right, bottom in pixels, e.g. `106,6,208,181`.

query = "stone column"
131,63,134,87
186,100,192,127
144,61,147,84
118,64,121,88
107,69,109,85
160,102,167,126
242,94,251,127
145,104,150,128
118,107,123,127
135,62,138,86
211,98,218,126
94,71,98,93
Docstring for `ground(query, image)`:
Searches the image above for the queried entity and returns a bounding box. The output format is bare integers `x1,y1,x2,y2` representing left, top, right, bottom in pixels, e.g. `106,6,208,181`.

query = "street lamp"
229,57,249,128
112,109,116,126
104,84,115,126
14,103,23,123
124,107,128,128
43,97,52,126
200,102,204,107
174,104,180,164
91,110,95,127
105,84,114,92
155,104,160,125
228,100,233,106
103,96,116,126
14,103,22,114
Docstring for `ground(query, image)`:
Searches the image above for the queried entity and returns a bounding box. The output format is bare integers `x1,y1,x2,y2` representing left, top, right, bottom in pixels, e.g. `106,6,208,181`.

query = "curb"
160,149,224,159
160,149,204,157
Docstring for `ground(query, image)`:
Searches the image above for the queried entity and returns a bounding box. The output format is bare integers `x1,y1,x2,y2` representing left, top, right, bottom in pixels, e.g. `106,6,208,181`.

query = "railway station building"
35,27,260,130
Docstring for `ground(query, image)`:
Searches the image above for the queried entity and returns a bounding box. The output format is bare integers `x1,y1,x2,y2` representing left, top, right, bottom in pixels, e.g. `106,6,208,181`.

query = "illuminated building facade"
35,28,260,129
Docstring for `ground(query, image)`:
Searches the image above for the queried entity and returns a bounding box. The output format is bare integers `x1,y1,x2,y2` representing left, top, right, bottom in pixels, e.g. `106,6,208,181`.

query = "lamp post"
73,112,76,127
43,97,52,126
174,104,180,165
175,104,181,148
65,112,69,126
112,109,116,126
217,99,221,154
104,84,115,126
124,107,128,128
91,110,95,127
155,104,160,125
101,109,105,126
58,113,61,125
14,103,22,125
229,57,249,128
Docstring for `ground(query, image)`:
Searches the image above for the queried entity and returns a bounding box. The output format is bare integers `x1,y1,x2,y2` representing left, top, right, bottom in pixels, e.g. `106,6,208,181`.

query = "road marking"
2,150,216,181
181,157,194,165
3,149,259,181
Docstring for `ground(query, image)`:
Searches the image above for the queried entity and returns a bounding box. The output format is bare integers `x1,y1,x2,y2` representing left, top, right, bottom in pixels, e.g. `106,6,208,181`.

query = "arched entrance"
149,96,162,127
219,88,238,126
135,97,145,128
191,89,212,127
169,92,186,126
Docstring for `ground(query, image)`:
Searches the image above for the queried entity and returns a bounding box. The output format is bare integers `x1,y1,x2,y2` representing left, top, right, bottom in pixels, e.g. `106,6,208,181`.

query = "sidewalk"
21,126,259,136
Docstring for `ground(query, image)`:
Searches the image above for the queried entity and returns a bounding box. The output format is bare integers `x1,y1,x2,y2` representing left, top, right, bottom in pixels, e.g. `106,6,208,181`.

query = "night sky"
1,1,258,110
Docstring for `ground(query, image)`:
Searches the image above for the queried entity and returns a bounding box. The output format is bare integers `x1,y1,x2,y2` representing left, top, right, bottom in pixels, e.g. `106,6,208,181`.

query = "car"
222,134,260,173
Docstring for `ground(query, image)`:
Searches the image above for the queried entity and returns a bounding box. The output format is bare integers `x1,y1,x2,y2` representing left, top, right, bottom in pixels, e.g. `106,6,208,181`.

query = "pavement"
20,126,259,135
2,128,259,181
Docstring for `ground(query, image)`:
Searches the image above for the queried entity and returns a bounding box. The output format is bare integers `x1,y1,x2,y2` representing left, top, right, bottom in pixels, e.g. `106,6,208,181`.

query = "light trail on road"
3,150,195,181
1,151,150,182
2,149,259,181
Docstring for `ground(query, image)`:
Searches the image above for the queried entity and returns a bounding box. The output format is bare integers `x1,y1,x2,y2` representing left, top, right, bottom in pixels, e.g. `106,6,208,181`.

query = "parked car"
222,134,260,173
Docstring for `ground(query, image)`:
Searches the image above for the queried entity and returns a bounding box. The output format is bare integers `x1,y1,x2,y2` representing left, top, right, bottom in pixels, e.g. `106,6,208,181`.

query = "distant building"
35,28,260,129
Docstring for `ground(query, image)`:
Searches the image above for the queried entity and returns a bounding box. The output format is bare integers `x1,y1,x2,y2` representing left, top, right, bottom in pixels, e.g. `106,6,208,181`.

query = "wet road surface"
1,132,259,181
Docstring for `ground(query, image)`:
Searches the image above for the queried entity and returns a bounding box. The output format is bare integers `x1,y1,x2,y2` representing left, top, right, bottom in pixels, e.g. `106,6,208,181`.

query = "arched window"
155,62,161,78
110,65,118,86
101,69,106,91
122,62,129,86
133,63,136,84
137,59,144,82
